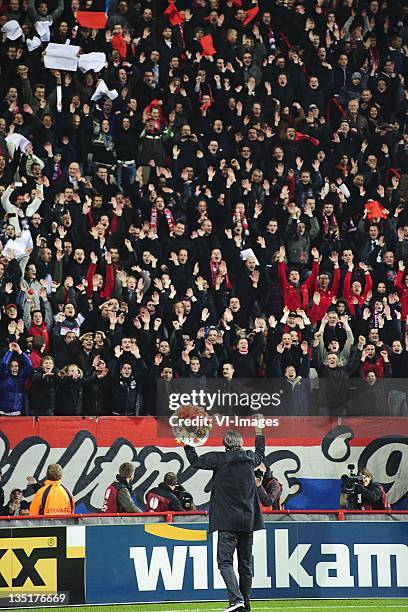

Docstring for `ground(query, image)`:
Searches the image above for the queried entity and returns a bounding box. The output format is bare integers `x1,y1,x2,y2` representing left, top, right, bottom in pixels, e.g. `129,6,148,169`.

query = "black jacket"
111,374,141,416
29,368,58,414
355,480,388,510
55,376,83,416
82,371,111,416
257,475,282,510
185,435,265,533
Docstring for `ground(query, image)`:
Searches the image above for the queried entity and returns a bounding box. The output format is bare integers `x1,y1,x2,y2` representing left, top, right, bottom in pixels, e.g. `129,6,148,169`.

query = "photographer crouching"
340,465,390,510
255,464,283,510
146,472,195,512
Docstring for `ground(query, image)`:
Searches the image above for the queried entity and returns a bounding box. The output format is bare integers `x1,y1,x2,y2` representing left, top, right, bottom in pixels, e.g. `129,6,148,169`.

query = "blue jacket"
0,351,32,415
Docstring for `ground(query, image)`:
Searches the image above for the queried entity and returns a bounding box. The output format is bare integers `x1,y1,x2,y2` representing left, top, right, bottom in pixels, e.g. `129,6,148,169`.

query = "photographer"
255,463,283,510
354,468,391,510
340,466,390,510
146,472,194,512
102,463,141,514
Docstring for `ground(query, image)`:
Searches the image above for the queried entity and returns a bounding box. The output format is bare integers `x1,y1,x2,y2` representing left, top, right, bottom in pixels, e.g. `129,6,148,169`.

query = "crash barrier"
1,415,408,511
0,513,407,607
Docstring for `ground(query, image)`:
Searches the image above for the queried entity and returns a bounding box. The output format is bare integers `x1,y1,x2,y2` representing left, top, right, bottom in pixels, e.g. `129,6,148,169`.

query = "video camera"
174,485,194,511
340,464,363,509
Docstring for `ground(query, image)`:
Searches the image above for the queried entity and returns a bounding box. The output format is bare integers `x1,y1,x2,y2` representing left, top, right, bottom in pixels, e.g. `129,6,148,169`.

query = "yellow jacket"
29,479,75,516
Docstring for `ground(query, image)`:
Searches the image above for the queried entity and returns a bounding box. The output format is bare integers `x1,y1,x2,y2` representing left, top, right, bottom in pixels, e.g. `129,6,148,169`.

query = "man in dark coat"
184,429,265,612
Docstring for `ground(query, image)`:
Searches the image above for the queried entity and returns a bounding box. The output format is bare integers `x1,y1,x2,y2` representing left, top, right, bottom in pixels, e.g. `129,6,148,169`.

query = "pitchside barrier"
0,513,407,607
1,416,408,512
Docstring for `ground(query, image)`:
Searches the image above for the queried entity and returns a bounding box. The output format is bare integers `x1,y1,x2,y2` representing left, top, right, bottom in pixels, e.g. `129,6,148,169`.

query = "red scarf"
112,33,127,60
210,260,231,289
150,206,175,234
233,210,249,235
322,212,338,236
144,99,163,123
295,132,319,146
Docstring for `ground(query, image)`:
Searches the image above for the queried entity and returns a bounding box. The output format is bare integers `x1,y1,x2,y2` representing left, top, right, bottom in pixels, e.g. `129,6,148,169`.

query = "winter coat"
285,218,320,264
111,374,141,416
82,370,111,416
29,368,58,415
55,372,84,416
185,435,265,533
0,351,32,415
110,357,148,415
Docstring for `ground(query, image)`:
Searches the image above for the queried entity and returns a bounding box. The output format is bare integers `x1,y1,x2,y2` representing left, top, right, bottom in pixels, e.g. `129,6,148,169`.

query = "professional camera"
174,485,194,511
340,464,363,509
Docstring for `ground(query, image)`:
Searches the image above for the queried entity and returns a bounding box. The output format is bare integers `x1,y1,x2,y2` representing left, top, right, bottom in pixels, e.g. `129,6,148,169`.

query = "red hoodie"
278,260,318,312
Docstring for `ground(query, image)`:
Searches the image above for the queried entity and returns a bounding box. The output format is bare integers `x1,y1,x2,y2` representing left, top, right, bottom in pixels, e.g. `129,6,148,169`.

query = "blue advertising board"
85,521,408,603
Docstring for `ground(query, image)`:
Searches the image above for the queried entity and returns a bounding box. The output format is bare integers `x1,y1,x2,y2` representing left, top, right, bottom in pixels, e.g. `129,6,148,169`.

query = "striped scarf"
233,210,249,235
210,260,231,289
150,206,175,234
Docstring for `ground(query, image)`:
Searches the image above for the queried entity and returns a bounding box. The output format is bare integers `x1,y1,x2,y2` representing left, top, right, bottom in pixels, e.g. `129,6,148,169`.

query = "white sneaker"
224,602,245,612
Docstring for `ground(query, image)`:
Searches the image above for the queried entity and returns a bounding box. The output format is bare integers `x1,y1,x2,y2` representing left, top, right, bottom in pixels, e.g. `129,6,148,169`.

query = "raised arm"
252,433,265,467
184,446,221,470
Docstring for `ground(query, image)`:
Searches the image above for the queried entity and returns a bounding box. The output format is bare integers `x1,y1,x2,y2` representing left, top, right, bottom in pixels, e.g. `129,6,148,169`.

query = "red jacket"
343,270,372,314
308,267,340,323
361,356,385,379
278,260,318,312
395,270,408,320
28,323,50,353
86,263,114,299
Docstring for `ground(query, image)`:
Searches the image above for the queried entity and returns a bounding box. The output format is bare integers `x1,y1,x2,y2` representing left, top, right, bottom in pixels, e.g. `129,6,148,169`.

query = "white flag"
5,133,30,152
35,20,51,42
1,20,23,40
91,79,118,101
78,52,106,73
44,42,80,71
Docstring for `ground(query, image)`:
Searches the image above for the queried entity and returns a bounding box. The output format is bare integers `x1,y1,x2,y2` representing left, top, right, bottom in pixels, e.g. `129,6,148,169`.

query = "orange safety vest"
29,479,75,516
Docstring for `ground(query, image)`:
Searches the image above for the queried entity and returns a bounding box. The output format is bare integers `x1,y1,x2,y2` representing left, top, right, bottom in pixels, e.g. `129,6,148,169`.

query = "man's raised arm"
184,446,220,470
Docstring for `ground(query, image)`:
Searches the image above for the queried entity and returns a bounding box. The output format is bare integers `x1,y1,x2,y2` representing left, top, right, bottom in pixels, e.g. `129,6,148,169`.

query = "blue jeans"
116,161,136,191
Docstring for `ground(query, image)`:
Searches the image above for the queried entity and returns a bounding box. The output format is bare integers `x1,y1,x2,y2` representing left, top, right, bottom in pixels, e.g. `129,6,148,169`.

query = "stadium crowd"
0,0,405,417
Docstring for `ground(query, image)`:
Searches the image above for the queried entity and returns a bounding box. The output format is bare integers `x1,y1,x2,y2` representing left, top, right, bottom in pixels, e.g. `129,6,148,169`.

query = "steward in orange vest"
29,464,74,516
